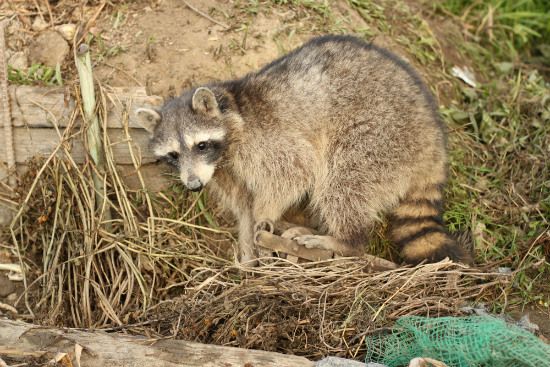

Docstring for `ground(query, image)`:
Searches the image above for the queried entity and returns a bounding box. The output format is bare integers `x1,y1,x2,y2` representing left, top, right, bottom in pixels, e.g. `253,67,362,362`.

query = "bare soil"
93,0,315,98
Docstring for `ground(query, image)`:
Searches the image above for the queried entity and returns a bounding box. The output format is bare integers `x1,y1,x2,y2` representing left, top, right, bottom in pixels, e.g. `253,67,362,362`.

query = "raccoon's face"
136,87,227,192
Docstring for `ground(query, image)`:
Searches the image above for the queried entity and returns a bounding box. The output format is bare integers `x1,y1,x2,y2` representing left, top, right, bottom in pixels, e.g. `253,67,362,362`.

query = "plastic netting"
365,316,550,367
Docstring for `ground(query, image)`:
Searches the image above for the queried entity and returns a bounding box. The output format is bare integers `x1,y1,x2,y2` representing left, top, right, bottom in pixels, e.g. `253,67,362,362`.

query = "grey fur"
141,35,471,265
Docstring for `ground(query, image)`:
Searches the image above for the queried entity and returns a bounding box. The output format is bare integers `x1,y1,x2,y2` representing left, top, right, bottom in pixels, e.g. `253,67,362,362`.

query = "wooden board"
117,163,175,191
0,319,315,367
0,86,175,194
9,85,163,128
0,127,156,164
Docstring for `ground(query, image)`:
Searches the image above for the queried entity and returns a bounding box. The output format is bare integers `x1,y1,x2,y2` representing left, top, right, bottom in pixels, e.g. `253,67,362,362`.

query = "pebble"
55,24,76,41
0,274,15,297
32,17,49,32
8,51,28,70
6,293,17,303
28,30,70,68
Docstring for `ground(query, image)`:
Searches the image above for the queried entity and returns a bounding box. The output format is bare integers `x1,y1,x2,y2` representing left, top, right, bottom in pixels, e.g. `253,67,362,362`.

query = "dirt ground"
94,0,321,97
90,0,418,98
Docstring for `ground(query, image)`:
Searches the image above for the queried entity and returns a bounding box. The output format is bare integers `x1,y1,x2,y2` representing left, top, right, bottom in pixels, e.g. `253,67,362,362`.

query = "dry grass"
148,260,510,358
7,83,234,327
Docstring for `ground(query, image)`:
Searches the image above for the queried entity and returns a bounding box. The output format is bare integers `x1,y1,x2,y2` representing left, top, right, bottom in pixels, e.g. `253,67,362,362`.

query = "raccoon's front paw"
281,226,315,240
294,235,332,251
238,251,259,267
253,219,274,234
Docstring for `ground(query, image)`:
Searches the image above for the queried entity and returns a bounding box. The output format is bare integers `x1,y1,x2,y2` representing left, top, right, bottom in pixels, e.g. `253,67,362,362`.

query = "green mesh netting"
365,316,550,367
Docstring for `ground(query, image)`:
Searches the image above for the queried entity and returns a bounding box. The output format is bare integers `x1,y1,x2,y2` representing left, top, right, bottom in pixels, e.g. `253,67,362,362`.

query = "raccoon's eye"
168,151,179,160
197,141,207,151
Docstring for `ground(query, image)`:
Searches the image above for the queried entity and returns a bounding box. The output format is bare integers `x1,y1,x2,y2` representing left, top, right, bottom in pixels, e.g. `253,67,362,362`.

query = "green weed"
272,0,331,18
436,0,550,306
433,0,550,62
8,63,63,86
345,0,550,307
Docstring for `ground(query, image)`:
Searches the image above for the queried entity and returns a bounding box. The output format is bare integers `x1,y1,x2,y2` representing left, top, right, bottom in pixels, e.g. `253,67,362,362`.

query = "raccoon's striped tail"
389,184,473,265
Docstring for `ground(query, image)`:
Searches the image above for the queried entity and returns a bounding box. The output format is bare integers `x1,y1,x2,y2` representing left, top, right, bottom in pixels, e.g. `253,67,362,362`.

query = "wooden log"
0,318,314,367
255,230,335,262
255,230,398,271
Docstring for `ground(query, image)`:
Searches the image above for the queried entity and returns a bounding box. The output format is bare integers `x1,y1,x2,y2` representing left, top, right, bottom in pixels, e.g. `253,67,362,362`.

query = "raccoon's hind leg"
389,184,473,264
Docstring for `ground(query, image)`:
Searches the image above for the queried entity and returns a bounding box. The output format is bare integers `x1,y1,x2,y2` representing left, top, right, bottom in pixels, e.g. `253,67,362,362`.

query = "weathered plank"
0,319,315,367
1,86,173,193
0,127,156,165
1,162,173,193
9,85,162,128
118,163,175,191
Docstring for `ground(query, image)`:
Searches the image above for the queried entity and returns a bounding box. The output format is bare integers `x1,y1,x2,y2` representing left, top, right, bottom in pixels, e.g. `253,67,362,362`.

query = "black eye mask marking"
158,151,180,167
195,140,225,163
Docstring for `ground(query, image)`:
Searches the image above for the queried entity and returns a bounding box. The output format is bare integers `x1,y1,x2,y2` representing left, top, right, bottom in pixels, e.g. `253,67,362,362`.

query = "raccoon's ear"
135,108,161,133
192,87,219,116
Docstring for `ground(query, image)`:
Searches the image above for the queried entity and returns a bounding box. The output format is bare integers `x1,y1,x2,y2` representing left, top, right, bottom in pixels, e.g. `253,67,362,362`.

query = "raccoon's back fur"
140,35,472,265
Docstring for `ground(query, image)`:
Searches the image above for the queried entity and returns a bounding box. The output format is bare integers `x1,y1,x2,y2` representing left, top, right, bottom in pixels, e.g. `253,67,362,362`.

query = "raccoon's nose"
187,177,203,192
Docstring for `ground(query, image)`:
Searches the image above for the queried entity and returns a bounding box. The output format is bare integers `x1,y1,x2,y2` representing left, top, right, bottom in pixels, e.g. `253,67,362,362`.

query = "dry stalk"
74,42,112,226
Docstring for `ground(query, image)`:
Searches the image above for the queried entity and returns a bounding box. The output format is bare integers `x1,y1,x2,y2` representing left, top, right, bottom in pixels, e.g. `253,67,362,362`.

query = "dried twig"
0,301,17,315
255,230,398,271
255,230,334,261
183,1,229,30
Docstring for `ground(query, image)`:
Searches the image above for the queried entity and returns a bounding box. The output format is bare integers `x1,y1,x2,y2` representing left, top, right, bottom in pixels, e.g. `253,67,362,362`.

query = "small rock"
315,357,385,367
55,24,76,41
0,206,15,227
408,357,449,367
0,275,16,297
29,30,70,68
517,314,540,334
6,293,17,303
8,51,28,70
32,17,49,32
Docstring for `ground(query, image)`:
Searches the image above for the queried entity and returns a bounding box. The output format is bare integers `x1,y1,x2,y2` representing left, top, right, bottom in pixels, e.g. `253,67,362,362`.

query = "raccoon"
136,35,472,265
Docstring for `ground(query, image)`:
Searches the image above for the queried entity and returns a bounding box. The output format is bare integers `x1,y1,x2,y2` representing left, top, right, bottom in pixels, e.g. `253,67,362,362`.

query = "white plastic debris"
451,66,478,88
